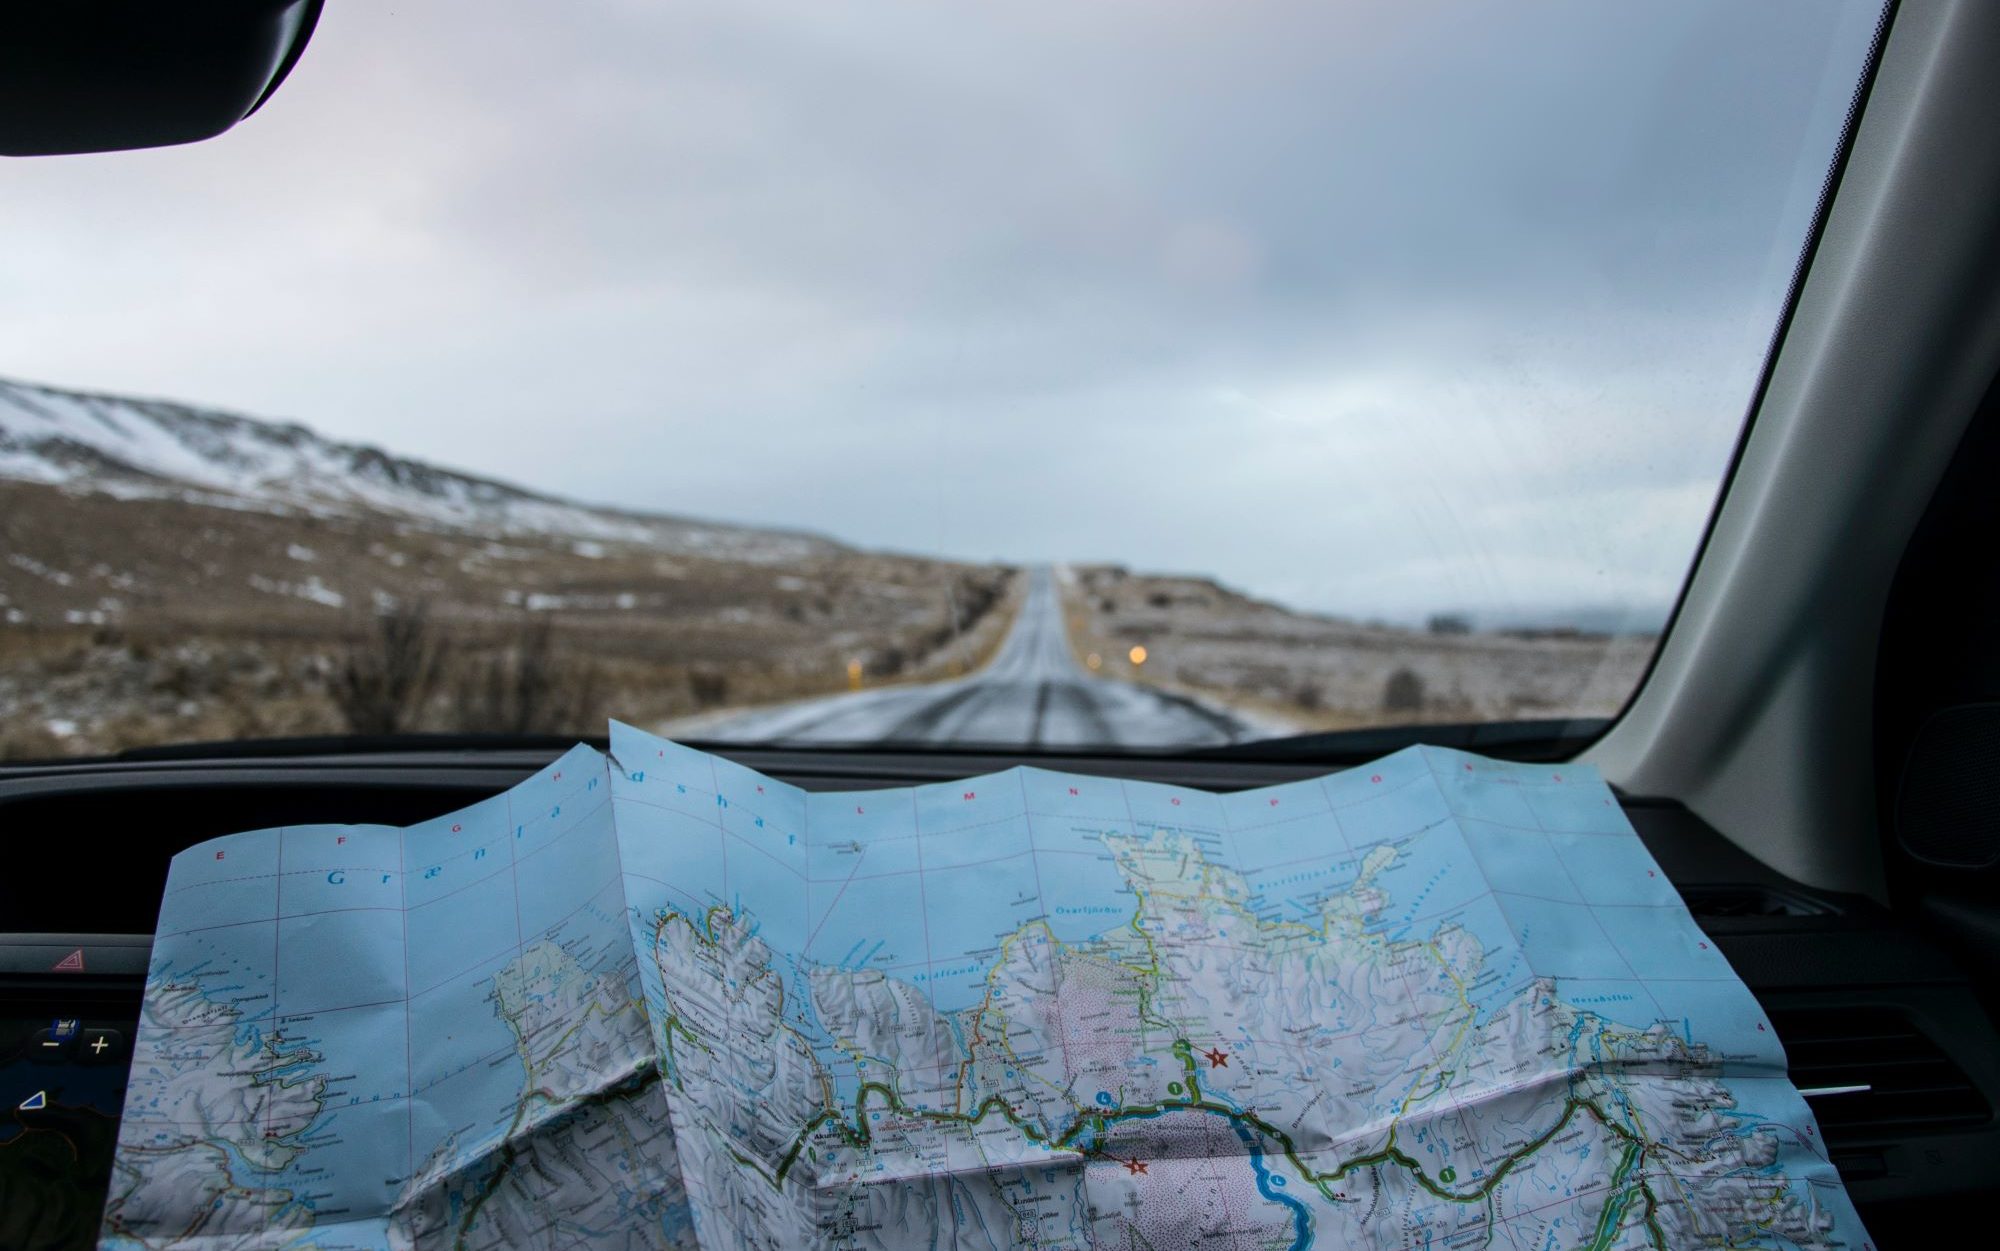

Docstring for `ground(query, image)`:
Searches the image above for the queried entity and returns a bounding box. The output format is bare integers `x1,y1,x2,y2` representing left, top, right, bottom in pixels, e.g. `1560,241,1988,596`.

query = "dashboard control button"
30,1028,73,1062
79,1027,125,1063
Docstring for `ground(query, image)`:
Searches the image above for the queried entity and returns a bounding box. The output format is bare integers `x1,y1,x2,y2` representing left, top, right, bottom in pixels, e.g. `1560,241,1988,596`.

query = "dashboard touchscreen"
1,999,138,1251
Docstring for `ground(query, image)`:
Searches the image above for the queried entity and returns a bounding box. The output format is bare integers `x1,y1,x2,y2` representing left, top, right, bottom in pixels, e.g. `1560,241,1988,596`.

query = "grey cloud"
0,0,1885,624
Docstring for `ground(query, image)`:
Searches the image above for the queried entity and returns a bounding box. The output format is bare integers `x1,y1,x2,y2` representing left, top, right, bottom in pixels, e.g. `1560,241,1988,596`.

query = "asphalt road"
693,567,1257,749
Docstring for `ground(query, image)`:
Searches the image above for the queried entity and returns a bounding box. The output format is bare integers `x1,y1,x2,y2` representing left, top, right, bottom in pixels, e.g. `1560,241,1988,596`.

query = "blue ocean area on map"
99,722,1868,1251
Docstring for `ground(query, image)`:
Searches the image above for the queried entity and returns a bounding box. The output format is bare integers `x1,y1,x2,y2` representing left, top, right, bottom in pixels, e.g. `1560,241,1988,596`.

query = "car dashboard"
2,746,1996,1249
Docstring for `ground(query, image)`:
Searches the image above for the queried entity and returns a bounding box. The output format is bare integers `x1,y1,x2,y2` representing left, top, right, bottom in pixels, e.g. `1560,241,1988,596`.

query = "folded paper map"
100,721,1867,1251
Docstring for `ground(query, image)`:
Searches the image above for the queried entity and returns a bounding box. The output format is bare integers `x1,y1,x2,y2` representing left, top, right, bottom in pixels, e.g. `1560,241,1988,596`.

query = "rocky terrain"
1060,565,1652,734
0,378,1013,758
1,375,1653,760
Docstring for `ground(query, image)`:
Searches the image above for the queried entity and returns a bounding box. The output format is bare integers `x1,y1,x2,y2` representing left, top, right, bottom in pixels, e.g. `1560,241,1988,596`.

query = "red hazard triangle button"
50,949,85,973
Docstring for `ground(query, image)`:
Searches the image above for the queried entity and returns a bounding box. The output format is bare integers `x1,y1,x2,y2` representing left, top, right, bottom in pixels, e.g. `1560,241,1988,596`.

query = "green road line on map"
452,1067,660,1251
1638,1180,1667,1251
733,974,1645,1222
659,896,1666,1246
455,976,632,1249
1582,1144,1641,1251
768,1037,1632,1222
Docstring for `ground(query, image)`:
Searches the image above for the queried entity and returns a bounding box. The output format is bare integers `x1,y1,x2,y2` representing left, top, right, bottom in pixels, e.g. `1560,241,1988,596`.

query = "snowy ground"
0,478,1015,758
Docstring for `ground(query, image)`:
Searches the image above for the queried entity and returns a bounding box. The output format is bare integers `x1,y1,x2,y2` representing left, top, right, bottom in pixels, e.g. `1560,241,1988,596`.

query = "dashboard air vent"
1678,884,1836,918
1771,1006,1991,1141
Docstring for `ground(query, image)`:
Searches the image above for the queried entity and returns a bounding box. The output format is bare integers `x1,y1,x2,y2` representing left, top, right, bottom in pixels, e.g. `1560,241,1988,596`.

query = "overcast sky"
0,0,1883,626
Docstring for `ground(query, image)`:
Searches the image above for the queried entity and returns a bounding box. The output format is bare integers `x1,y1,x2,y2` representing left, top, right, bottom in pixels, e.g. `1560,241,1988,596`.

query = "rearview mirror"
0,0,322,156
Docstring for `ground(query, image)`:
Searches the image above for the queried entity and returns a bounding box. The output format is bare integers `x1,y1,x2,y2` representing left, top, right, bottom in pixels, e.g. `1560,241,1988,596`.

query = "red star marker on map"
1205,1047,1229,1068
1123,1159,1148,1176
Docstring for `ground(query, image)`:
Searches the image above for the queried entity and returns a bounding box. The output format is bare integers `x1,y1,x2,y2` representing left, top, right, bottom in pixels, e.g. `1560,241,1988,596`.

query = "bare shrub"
42,639,92,677
687,667,730,709
450,617,604,735
936,571,1000,639
330,602,443,735
1382,666,1427,714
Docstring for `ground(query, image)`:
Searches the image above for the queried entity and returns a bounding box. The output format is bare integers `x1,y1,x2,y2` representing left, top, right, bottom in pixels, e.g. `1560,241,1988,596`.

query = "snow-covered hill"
0,376,836,562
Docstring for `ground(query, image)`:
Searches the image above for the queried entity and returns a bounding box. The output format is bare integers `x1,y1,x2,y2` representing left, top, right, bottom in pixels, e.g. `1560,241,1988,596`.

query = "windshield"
0,1,1888,760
